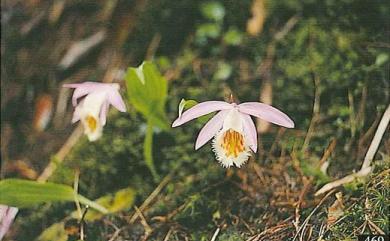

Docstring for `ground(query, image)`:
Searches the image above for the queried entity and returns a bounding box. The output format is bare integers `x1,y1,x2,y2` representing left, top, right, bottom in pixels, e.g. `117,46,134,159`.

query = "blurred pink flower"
172,101,294,167
64,82,126,141
0,205,18,240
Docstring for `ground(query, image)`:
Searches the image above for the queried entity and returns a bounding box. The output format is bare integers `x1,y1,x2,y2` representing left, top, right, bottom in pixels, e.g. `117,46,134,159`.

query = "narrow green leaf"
76,195,108,214
0,179,74,206
0,179,108,213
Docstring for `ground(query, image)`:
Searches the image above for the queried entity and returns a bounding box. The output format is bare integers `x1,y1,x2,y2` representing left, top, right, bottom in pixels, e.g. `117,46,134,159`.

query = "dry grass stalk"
128,173,173,224
315,104,390,196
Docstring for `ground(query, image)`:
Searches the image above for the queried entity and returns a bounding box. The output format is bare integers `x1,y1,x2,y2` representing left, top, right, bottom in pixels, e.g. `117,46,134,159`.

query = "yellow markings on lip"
85,115,97,132
220,129,245,158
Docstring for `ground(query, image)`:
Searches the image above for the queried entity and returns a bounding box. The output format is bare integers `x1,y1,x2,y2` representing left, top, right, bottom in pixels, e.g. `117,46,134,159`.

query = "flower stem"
144,119,159,181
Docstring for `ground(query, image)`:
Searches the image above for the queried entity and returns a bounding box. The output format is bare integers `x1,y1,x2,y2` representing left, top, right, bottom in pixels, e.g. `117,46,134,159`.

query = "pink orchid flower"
172,101,294,168
0,205,18,240
64,82,126,141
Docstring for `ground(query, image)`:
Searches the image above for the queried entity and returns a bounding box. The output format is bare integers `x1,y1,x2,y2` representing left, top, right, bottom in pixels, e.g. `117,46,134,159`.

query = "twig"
274,16,300,41
356,85,367,129
367,219,385,235
152,201,187,222
58,30,106,70
252,162,267,185
79,206,89,241
99,0,119,21
294,177,312,234
108,227,123,241
268,128,286,159
37,125,84,182
348,90,357,138
163,228,173,241
20,11,46,36
315,104,390,196
296,177,312,207
247,217,294,241
319,139,337,167
48,0,66,24
361,104,390,169
210,227,220,241
302,74,321,152
134,205,153,235
316,222,327,241
256,15,299,134
319,138,337,174
315,167,372,196
241,218,255,235
53,87,71,128
292,190,336,241
105,220,122,241
358,112,381,158
128,173,173,224
145,33,161,60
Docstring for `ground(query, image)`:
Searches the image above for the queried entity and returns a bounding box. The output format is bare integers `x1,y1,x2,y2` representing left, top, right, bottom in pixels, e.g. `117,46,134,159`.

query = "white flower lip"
212,109,251,168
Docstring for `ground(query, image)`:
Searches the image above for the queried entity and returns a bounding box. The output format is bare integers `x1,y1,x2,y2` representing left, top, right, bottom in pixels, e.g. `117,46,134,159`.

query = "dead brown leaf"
326,192,345,227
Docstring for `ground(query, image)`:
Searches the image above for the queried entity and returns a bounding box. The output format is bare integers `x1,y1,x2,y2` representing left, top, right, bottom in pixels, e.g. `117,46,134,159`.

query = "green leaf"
125,61,169,130
0,179,108,213
125,61,170,179
36,222,68,241
178,99,198,118
176,98,212,124
201,1,225,22
71,187,136,221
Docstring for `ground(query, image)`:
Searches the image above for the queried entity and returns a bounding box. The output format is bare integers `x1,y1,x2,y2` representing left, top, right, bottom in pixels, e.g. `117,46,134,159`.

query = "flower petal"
64,82,103,106
70,86,93,106
238,102,294,128
99,101,110,126
63,81,103,89
240,113,257,152
195,110,229,150
71,103,82,123
107,89,126,112
172,101,232,127
0,205,18,240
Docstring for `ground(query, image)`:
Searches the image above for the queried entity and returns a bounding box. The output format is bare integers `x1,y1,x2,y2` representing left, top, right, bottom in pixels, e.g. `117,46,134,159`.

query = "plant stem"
144,119,159,181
